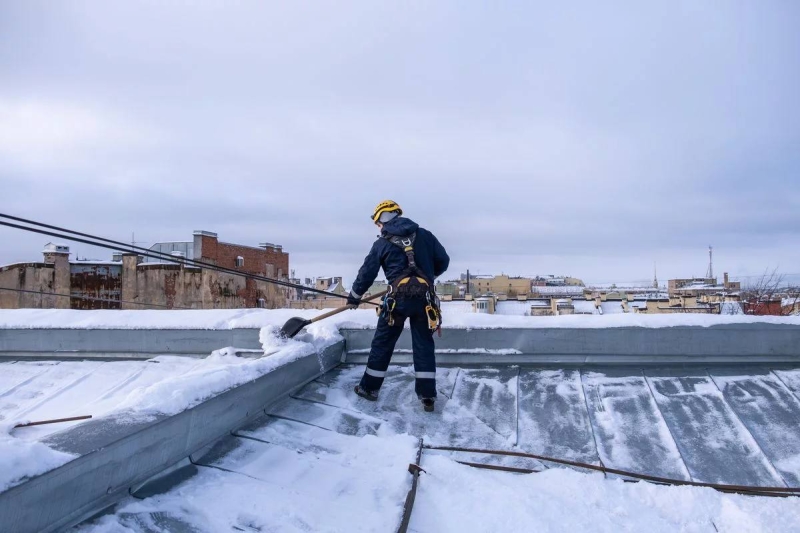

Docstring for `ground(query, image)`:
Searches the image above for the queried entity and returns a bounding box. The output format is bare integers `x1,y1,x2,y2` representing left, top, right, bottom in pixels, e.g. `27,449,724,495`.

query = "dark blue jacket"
351,217,450,297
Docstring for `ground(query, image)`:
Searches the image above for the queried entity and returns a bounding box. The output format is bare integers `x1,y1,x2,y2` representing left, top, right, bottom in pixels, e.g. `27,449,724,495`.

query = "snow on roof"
720,302,744,315
42,243,70,254
2,309,800,330
440,301,474,314
77,363,800,531
674,283,727,291
572,300,598,314
599,301,626,314
531,286,584,295
495,301,534,315
0,356,202,492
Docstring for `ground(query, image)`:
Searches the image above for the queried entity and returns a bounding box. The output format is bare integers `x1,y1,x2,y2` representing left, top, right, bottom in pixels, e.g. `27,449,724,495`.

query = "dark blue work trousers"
359,298,437,399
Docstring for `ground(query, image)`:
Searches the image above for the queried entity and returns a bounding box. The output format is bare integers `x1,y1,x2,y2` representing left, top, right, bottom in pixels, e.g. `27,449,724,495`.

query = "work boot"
421,398,435,413
354,385,378,402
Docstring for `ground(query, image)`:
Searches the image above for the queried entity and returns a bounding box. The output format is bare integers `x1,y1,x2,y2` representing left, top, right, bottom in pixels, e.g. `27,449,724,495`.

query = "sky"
1,1,798,287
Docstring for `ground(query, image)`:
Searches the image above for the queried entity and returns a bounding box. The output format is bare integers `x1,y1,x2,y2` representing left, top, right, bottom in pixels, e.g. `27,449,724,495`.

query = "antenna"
706,246,713,280
130,233,146,251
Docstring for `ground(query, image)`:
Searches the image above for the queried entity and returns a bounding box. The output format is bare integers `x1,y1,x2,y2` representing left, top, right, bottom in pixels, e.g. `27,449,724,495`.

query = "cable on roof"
424,444,800,498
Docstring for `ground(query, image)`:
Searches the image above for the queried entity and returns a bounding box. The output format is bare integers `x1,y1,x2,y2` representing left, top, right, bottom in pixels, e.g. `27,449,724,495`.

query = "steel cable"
0,213,379,305
424,444,800,498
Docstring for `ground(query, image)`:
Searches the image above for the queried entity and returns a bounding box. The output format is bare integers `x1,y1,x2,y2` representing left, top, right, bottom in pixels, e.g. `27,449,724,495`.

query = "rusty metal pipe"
14,415,92,428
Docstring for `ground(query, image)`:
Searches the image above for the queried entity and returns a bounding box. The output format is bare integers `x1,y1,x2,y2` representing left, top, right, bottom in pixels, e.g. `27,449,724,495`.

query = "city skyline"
1,3,798,284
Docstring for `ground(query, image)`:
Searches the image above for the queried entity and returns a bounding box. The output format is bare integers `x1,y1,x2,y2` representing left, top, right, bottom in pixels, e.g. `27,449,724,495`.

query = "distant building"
668,273,740,297
533,275,585,287
287,276,356,309
531,285,585,297
365,280,389,297
464,274,534,297
316,277,346,295
435,281,460,300
0,231,289,310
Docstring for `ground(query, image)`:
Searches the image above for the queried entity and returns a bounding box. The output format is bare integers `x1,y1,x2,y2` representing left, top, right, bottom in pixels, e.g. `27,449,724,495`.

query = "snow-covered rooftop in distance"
674,283,728,291
495,300,534,315
586,282,656,290
572,300,597,314
598,301,626,314
531,285,584,295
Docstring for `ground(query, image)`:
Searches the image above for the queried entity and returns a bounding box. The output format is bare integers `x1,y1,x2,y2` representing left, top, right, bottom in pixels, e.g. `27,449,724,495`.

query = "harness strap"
383,232,442,332
386,233,430,286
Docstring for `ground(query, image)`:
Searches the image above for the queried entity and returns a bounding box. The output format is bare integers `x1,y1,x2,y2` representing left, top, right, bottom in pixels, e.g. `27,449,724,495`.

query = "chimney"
42,243,70,264
193,231,218,263
42,243,71,309
724,272,729,289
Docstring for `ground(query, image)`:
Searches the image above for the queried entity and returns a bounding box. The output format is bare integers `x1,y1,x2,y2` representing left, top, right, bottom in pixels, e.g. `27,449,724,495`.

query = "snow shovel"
279,290,388,339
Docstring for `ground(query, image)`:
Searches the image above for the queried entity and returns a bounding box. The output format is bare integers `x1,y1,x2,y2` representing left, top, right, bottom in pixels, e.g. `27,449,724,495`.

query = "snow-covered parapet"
1,308,800,330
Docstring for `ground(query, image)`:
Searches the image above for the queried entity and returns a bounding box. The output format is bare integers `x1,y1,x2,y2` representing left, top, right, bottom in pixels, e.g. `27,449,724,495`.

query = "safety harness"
378,232,442,333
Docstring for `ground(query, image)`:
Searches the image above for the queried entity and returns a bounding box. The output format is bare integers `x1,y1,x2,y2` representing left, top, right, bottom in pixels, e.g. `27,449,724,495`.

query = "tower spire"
706,246,713,280
653,262,658,289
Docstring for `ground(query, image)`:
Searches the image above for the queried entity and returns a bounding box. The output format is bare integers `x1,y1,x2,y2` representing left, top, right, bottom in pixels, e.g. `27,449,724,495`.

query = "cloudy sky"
1,2,798,286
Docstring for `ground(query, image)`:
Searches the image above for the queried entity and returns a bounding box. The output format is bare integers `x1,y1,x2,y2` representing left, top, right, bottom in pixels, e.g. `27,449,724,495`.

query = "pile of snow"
0,421,76,493
2,308,800,330
0,321,345,493
112,321,343,418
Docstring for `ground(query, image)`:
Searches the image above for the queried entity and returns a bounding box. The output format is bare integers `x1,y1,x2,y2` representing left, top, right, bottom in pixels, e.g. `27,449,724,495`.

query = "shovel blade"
280,316,312,339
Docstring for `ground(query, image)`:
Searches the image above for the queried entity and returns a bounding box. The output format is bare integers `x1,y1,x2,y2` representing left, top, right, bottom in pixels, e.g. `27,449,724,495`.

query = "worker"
347,200,450,412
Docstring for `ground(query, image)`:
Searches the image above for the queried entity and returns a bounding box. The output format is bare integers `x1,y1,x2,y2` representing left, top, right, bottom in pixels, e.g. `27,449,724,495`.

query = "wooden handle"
309,290,388,324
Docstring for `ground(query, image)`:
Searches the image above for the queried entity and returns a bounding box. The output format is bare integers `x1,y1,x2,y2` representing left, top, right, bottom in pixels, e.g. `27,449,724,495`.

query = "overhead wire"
0,213,379,306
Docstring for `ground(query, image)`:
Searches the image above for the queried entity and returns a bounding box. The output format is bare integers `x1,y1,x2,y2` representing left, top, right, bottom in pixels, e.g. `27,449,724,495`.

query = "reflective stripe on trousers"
365,367,387,378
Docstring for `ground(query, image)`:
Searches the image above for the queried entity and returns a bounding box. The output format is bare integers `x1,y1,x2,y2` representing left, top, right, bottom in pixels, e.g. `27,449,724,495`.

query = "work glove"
346,293,362,309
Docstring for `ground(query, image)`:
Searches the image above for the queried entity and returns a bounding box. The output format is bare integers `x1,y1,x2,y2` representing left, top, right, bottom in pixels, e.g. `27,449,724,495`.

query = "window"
257,298,266,308
235,256,244,268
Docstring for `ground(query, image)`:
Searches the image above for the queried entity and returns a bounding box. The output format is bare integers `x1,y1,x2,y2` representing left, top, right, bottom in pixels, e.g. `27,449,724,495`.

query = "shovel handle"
309,290,388,324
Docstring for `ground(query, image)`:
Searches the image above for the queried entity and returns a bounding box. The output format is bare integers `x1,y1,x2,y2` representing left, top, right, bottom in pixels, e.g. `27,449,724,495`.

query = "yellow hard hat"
371,200,403,223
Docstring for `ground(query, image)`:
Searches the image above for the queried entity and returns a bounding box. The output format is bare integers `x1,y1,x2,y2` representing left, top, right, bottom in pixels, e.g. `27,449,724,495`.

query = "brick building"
0,231,290,310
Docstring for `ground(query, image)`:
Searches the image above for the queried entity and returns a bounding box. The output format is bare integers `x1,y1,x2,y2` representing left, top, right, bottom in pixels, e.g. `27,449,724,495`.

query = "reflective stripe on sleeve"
365,367,387,378
415,371,436,380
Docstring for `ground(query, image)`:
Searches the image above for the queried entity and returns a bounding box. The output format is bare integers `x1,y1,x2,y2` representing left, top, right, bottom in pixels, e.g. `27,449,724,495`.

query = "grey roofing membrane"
279,364,800,487
72,361,800,530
